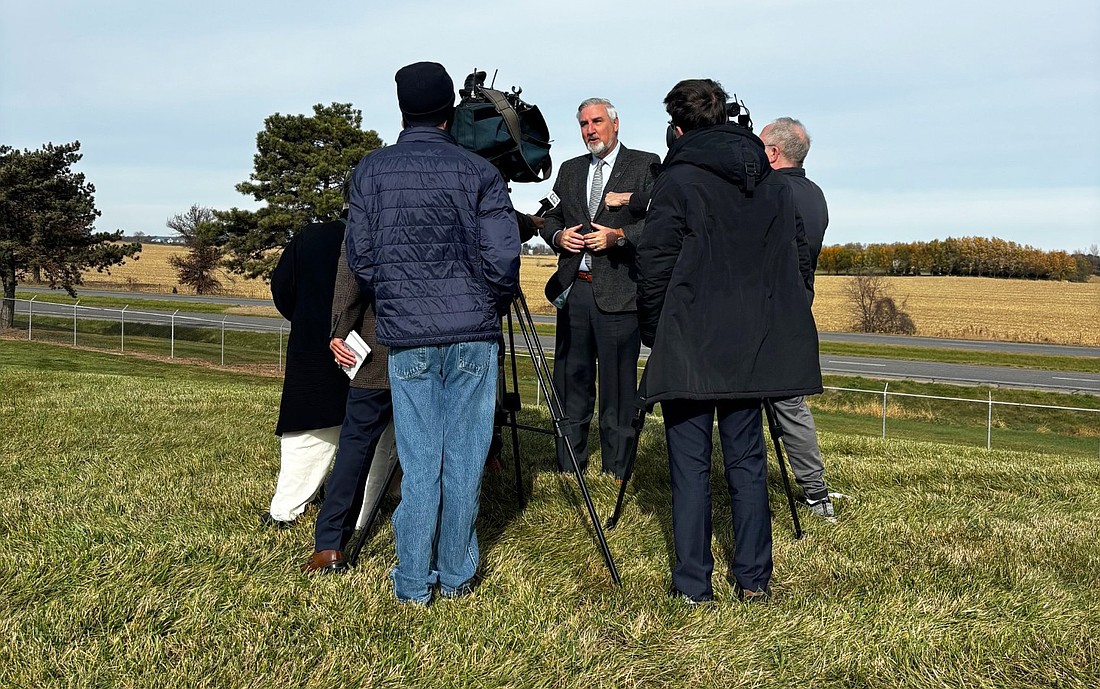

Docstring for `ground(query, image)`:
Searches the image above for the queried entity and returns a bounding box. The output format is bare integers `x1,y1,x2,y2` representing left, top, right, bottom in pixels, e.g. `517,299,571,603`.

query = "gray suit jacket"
539,144,660,313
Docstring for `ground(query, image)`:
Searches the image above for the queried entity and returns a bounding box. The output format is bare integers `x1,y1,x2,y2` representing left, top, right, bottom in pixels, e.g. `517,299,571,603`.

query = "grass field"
1,342,1098,688
74,248,1100,346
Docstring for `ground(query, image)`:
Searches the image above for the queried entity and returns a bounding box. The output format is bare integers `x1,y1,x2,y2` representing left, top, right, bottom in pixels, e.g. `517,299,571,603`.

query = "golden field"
78,247,1099,346
79,243,272,299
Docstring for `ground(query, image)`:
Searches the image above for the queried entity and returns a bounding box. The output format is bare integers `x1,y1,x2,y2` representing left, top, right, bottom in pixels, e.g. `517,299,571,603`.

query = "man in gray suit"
539,98,659,478
760,116,836,521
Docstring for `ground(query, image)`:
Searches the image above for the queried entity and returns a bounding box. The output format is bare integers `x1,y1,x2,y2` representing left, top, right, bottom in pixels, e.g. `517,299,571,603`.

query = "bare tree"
844,273,916,335
167,205,223,295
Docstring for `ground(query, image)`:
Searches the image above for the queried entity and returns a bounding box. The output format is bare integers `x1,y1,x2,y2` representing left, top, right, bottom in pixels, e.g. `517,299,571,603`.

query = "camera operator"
760,116,836,520
636,79,822,604
538,98,659,480
345,61,520,605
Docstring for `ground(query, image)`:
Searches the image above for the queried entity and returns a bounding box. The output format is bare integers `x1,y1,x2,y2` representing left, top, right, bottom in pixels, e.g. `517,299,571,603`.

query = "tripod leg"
763,399,803,539
504,311,525,509
346,458,400,567
512,290,622,586
606,404,646,530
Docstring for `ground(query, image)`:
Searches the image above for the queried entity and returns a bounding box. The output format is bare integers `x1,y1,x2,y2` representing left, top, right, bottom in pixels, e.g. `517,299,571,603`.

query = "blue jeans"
388,340,498,603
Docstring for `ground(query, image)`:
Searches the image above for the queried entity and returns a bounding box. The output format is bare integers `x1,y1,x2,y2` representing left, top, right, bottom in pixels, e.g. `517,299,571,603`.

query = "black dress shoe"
301,550,349,574
260,512,292,529
667,585,714,605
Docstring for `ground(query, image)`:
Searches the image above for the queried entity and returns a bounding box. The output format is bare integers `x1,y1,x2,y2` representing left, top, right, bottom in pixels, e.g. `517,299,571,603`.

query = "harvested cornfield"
523,260,1098,345
79,243,271,298
76,249,1099,346
811,275,1100,345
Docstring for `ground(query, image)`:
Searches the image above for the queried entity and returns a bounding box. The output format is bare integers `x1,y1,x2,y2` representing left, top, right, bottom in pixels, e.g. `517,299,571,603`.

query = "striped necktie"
588,160,604,219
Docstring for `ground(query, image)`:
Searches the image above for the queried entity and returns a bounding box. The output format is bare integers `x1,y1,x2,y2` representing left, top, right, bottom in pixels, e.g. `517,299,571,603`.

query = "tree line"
4,103,1096,330
818,237,1098,282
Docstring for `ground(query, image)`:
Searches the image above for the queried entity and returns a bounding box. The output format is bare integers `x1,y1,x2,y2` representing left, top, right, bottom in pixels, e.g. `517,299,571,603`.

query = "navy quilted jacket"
345,127,520,347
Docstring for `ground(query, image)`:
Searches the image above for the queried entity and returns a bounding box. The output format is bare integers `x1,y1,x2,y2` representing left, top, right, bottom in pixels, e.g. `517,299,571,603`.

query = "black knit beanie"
395,62,455,126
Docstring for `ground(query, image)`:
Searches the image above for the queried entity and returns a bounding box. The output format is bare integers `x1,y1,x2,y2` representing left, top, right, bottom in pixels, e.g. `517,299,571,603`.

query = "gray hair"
763,116,811,167
576,98,618,122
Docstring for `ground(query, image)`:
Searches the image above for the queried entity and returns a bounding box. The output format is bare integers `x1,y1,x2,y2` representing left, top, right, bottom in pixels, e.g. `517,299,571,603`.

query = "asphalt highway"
13,287,1100,394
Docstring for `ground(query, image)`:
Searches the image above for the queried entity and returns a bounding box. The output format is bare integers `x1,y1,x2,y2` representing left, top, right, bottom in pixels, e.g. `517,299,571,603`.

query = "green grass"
1,341,1098,687
819,341,1100,374
15,290,245,315
8,313,285,370
814,375,1100,458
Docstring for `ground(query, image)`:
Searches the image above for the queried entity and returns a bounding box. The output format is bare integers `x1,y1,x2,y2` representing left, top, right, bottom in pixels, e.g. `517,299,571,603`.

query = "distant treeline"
818,237,1099,282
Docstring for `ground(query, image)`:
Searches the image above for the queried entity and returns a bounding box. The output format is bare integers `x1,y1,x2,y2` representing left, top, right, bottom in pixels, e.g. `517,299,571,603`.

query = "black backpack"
452,71,552,184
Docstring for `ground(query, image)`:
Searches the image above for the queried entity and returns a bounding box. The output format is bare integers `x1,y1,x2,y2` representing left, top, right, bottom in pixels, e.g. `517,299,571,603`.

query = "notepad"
341,330,372,380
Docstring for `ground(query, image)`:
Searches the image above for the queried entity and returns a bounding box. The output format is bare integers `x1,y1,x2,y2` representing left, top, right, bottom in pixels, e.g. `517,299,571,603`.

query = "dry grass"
80,243,271,298
812,275,1100,345
522,259,1099,345
78,249,1099,345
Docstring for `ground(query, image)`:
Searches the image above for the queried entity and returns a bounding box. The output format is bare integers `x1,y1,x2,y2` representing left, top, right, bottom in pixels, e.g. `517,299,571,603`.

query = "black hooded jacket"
635,124,822,404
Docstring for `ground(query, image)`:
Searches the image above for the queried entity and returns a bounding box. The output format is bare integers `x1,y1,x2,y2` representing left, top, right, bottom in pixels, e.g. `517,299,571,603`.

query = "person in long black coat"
636,79,822,603
264,216,351,526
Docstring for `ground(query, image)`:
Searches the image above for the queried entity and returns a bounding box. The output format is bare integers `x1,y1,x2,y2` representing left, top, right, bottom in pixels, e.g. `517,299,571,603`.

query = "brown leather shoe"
300,549,348,574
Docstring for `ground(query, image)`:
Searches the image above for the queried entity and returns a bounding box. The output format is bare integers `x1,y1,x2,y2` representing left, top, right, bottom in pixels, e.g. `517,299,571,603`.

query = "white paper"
341,330,372,380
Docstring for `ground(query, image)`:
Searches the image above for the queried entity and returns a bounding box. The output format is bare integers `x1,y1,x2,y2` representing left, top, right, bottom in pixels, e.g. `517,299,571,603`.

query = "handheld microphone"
535,191,560,217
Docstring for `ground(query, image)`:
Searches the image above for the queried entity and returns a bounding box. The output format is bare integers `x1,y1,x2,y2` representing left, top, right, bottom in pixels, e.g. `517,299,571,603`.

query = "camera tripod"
605,393,804,540
494,287,622,586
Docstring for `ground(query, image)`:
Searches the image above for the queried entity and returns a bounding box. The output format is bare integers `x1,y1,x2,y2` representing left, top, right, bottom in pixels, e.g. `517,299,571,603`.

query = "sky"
2,0,1098,253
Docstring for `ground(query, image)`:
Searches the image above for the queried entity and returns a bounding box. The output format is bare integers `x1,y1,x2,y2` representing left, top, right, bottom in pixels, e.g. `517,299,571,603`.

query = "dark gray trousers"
552,278,640,478
771,395,828,501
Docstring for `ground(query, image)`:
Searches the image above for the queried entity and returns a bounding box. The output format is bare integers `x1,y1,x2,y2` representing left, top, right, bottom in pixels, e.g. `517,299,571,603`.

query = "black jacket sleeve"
635,175,686,348
270,234,299,321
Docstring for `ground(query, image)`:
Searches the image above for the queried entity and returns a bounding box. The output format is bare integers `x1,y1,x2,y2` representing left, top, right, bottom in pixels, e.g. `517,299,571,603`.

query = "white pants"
269,426,341,522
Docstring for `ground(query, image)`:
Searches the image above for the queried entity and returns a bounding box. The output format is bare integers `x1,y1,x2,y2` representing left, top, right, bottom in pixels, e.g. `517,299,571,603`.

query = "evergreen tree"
0,141,140,328
220,103,383,279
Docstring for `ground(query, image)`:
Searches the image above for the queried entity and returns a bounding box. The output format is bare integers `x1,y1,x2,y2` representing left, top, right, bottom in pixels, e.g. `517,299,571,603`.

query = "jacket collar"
775,166,806,178
397,126,457,144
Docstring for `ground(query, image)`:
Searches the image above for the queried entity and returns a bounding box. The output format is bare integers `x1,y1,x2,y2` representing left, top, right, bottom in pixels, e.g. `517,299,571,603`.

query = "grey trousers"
771,396,829,501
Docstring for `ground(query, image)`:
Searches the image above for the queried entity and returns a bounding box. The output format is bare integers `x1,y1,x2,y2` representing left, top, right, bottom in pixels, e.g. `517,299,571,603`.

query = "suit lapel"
574,156,593,221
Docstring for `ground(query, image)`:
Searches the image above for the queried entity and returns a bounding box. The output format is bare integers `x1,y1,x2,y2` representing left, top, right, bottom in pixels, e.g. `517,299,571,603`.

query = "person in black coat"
636,79,822,603
264,215,351,527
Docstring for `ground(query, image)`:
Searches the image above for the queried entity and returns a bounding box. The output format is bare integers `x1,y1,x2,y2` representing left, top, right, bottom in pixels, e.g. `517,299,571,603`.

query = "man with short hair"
637,80,822,603
760,116,835,520
539,98,659,479
345,61,520,605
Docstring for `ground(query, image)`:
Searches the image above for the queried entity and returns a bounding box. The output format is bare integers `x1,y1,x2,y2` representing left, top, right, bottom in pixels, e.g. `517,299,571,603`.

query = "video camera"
666,94,754,148
452,70,553,185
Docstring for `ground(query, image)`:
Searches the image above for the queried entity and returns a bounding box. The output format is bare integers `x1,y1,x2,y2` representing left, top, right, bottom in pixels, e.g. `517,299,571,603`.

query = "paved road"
17,286,1100,358
12,288,1100,394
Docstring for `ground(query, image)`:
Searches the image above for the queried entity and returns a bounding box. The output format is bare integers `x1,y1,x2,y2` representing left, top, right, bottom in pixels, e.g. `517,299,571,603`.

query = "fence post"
278,324,284,371
882,382,889,439
987,391,993,449
73,300,79,346
28,295,37,340
221,315,227,366
171,310,178,358
121,305,128,352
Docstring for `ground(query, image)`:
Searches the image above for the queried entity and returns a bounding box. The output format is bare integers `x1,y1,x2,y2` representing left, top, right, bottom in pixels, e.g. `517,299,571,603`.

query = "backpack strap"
480,87,551,182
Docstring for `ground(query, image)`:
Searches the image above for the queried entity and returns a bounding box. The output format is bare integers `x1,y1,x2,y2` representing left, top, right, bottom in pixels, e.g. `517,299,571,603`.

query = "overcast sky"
2,0,1098,252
